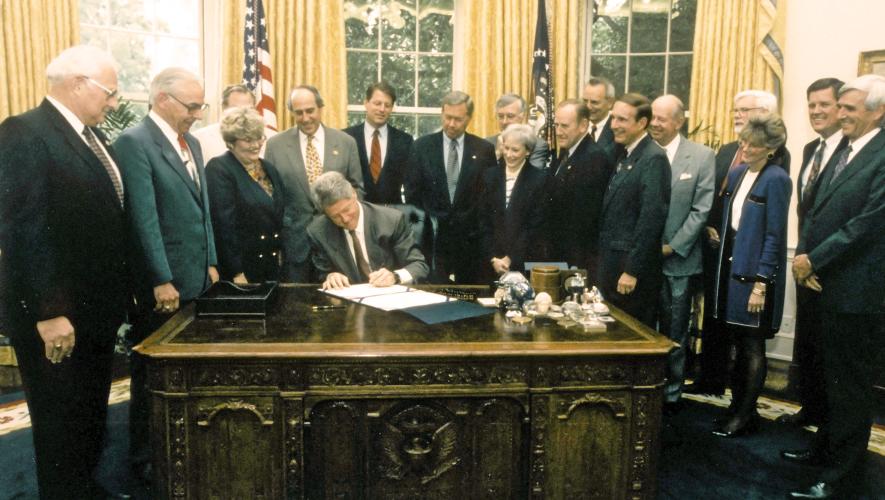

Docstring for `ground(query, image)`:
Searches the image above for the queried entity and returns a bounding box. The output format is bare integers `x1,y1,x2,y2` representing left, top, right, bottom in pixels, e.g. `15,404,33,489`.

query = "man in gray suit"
308,172,428,289
485,93,549,169
265,85,364,282
115,67,218,481
649,95,715,409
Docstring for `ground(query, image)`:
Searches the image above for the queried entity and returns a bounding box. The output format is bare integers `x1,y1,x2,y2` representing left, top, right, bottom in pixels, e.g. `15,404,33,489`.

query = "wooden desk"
138,285,672,500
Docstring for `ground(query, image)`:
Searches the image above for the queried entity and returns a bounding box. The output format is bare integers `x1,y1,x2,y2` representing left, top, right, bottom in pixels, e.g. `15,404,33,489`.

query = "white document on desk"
320,284,452,311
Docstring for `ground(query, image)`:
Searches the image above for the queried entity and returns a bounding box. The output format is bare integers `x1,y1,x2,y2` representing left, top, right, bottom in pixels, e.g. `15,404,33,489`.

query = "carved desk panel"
138,285,672,500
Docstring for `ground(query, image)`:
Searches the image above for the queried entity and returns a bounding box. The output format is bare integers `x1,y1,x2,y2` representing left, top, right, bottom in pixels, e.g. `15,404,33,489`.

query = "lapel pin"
332,149,339,156
472,155,476,159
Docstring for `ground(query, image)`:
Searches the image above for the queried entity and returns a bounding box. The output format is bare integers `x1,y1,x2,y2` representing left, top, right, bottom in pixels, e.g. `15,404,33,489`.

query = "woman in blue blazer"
206,107,287,283
479,124,547,282
711,115,791,437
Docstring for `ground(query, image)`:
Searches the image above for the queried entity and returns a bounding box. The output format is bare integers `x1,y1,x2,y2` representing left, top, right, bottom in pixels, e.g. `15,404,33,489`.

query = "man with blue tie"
405,91,496,283
778,78,845,428
115,67,219,483
786,74,885,500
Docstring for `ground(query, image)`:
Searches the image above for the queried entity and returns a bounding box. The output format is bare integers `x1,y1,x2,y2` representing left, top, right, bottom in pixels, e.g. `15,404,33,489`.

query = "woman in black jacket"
206,107,286,283
479,123,547,282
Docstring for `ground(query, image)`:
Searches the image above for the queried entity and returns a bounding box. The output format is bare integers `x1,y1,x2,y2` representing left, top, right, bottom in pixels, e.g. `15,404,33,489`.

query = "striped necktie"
82,126,124,207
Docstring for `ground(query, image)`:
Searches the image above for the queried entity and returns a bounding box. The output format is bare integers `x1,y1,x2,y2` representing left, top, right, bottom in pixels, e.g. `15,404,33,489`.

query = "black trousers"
127,309,174,466
10,318,117,499
813,311,884,484
696,239,730,391
792,285,827,423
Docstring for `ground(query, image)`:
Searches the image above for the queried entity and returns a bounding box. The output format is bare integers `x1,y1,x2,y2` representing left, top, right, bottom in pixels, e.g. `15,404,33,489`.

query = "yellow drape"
688,0,787,148
222,0,348,130
462,0,584,138
0,0,79,120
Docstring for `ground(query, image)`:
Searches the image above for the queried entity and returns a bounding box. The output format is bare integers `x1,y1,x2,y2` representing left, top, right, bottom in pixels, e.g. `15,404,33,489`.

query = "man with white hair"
0,45,132,498
785,74,885,499
485,93,549,168
688,88,792,396
115,67,219,483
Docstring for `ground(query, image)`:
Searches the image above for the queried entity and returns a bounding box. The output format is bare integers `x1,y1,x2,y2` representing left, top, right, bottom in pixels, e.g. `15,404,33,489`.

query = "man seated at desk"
308,171,429,289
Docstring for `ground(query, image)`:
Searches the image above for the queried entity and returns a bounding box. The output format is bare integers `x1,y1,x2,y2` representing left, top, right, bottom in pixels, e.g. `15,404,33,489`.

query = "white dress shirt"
731,169,760,231
443,133,464,171
591,114,611,142
659,134,681,165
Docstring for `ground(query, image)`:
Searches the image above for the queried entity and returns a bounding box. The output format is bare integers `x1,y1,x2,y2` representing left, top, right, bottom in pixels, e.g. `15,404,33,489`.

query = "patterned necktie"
305,134,322,184
83,126,124,208
177,134,200,190
802,139,825,202
590,124,598,143
827,145,852,186
369,128,382,182
446,139,459,202
349,229,372,281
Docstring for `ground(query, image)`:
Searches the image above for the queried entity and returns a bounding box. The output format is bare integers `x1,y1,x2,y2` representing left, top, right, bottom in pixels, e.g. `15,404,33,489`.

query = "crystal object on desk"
495,271,534,310
563,273,586,303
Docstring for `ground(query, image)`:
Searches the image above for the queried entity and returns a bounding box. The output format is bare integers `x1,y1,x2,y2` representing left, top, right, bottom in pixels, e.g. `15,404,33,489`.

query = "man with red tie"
114,67,219,483
343,81,414,205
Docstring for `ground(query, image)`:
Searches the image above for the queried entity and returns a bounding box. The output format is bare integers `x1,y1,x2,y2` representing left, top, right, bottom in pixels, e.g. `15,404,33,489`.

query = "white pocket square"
679,172,693,180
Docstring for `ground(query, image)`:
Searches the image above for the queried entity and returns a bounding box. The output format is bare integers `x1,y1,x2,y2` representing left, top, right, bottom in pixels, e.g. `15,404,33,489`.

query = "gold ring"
53,344,62,349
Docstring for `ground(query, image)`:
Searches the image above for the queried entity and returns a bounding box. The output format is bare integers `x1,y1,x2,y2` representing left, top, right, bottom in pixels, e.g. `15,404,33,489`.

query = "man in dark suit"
597,93,670,328
484,93,549,169
785,75,885,500
778,78,846,428
265,85,364,282
404,91,497,283
343,81,414,204
546,99,614,275
115,67,219,482
690,89,791,396
649,95,715,409
308,172,429,289
0,45,131,499
582,76,617,158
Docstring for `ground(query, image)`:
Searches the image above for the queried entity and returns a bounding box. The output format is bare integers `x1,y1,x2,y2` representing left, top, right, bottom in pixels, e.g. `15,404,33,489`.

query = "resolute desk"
137,285,672,499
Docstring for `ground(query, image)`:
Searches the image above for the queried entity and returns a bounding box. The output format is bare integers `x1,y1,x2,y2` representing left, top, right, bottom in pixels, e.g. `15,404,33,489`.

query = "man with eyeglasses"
687,89,792,397
485,93,549,169
0,45,132,498
114,67,219,484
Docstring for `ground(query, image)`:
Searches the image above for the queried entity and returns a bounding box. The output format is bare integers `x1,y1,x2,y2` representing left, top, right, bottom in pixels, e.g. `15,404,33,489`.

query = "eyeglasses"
732,106,764,116
168,93,210,113
237,137,266,146
84,77,118,100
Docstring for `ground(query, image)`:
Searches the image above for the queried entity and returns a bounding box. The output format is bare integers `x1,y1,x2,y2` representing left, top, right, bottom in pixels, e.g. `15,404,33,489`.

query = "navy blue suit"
0,99,131,498
343,122,414,205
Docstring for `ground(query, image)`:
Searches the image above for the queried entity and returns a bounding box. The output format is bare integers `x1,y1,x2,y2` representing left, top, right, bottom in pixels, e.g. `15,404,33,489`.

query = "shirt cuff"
395,269,413,285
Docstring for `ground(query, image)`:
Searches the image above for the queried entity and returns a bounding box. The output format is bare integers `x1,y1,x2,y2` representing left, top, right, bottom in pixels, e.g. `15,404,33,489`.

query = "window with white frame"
585,0,695,107
79,0,203,119
344,0,455,137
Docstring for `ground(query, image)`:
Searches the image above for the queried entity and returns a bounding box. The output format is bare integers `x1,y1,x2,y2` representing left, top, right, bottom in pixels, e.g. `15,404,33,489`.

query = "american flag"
529,0,554,153
242,0,277,130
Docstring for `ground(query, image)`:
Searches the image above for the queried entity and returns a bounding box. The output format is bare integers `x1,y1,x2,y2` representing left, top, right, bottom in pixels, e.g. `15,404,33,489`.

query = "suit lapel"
283,130,313,205
429,133,451,208
453,137,476,205
325,221,360,282
40,101,122,211
814,130,885,210
145,117,201,202
604,136,648,211
670,137,692,187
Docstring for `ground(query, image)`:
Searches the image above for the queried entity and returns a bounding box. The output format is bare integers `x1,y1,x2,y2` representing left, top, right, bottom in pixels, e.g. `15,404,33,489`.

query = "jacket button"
260,235,265,240
259,254,264,258
273,233,279,238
